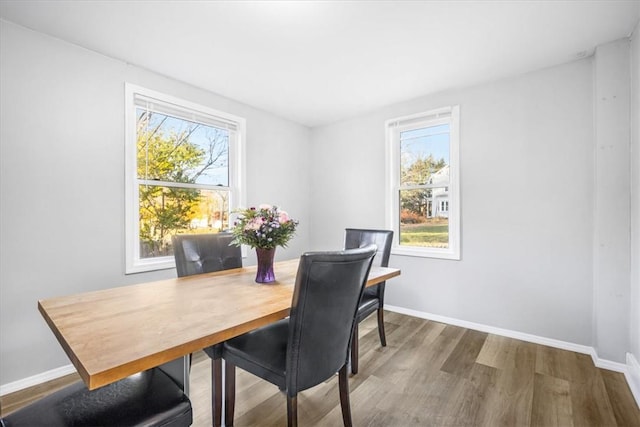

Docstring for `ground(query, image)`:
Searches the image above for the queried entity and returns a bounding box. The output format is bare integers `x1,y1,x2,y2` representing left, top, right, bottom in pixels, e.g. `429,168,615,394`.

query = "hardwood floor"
2,312,639,426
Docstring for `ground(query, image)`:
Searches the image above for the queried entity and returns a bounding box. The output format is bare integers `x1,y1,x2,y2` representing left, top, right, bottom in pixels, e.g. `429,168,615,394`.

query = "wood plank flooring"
2,311,639,426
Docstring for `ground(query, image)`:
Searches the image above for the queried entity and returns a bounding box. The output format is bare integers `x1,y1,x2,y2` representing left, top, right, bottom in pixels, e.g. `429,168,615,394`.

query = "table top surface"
38,258,400,390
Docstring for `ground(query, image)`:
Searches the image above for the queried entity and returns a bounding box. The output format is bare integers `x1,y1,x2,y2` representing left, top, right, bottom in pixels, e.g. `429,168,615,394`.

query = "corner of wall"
592,37,633,363
626,353,640,410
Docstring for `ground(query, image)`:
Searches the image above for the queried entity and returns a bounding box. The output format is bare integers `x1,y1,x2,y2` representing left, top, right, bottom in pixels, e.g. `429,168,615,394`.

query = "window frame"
124,83,246,274
385,105,460,260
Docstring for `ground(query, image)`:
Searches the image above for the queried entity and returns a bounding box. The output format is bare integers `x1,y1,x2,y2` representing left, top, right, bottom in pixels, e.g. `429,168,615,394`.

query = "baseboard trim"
384,305,628,373
0,364,76,396
626,353,640,410
385,305,640,408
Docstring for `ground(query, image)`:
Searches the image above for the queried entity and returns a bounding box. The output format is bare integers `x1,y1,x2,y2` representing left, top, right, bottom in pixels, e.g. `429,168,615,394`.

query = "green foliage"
400,221,449,248
137,111,227,257
139,186,200,256
230,205,298,249
139,134,204,183
400,154,446,217
401,154,446,186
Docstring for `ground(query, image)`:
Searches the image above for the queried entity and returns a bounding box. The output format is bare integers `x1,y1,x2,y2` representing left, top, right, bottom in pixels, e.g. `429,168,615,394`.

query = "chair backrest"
286,245,377,394
172,233,242,277
344,228,393,268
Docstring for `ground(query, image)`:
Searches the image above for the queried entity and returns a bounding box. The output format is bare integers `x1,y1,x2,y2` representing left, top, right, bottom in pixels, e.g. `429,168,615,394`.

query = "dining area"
1,220,400,427
2,3,640,425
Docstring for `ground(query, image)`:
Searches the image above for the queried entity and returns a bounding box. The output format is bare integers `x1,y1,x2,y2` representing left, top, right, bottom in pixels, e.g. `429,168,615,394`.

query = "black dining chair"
344,228,393,375
171,232,242,427
0,367,192,427
217,245,377,427
172,232,242,277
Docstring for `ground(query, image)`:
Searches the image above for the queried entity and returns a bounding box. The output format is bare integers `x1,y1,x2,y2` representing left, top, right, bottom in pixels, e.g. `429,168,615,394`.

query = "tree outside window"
399,124,450,248
136,109,230,258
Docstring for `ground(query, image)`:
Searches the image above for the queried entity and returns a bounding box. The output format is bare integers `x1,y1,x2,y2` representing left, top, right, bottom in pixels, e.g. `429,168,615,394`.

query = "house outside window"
439,200,449,215
125,84,245,273
386,106,460,259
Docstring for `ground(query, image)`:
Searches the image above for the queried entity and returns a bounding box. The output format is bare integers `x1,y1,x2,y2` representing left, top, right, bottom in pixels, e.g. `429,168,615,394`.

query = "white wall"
311,59,596,350
0,20,311,386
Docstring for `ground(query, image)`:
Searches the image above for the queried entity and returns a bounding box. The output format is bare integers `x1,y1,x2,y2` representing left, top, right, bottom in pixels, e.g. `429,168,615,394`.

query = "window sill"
391,246,460,260
126,256,176,274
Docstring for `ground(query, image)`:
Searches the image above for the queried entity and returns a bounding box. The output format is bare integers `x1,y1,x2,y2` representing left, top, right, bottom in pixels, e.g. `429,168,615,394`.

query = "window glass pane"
399,188,449,248
139,185,230,259
136,108,229,186
400,123,449,186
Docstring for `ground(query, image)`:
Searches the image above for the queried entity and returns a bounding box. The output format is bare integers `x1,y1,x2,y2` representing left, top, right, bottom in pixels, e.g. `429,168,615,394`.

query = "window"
125,84,245,273
385,106,460,259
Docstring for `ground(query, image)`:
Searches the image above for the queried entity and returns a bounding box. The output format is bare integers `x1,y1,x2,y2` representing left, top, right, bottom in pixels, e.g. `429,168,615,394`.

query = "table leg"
157,355,191,395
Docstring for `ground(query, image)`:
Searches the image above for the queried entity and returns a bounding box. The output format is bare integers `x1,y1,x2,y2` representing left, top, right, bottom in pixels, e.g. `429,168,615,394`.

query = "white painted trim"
0,364,76,396
385,105,461,260
123,83,246,274
626,353,640,410
386,305,598,356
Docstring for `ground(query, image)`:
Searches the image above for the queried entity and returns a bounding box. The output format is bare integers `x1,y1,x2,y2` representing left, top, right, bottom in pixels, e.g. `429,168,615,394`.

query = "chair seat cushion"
2,368,192,427
357,291,380,322
223,318,289,389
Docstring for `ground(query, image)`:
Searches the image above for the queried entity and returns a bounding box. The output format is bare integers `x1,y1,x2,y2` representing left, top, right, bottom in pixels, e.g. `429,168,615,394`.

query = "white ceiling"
1,1,639,127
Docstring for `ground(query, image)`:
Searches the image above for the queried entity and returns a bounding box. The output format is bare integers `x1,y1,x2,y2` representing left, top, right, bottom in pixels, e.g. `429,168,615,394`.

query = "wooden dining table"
38,258,401,392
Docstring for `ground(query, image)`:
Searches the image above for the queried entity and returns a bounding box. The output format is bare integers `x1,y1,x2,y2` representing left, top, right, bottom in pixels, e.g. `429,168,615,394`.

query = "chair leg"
225,361,236,426
211,358,222,427
377,308,387,347
338,365,353,427
287,394,298,427
350,323,359,375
